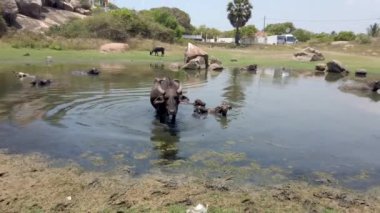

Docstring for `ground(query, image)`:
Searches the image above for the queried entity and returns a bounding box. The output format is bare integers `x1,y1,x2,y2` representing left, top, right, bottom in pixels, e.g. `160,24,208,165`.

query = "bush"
356,33,371,44
292,29,312,42
310,33,334,43
0,16,7,37
5,31,50,49
4,31,109,50
334,31,356,41
48,8,184,43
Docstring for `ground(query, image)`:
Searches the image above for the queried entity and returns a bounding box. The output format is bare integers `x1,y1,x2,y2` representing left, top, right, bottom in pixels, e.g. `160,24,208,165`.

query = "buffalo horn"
157,84,165,94
174,80,182,93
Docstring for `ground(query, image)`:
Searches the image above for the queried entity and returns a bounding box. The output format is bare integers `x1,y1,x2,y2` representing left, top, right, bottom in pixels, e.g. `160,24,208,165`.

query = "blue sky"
113,0,380,33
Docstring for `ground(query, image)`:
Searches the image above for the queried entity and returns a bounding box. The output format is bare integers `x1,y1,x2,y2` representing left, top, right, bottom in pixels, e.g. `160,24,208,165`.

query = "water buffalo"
150,47,165,56
31,79,51,87
13,71,35,79
339,81,380,92
193,100,232,117
150,78,189,122
87,68,100,75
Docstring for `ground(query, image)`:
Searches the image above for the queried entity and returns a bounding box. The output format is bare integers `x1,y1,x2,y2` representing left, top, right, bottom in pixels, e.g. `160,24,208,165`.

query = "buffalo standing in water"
150,78,189,123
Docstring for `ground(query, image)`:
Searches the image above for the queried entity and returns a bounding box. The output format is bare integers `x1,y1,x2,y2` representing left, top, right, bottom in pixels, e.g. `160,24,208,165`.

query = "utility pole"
263,16,266,32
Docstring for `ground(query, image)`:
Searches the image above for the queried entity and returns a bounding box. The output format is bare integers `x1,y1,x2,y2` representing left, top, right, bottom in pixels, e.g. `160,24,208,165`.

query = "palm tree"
367,23,380,37
227,0,253,45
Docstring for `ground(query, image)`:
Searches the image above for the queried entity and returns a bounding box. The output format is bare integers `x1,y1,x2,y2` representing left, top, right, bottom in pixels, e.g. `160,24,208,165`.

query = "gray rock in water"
326,60,348,73
182,60,201,70
209,63,223,71
315,64,326,72
184,43,209,69
355,69,367,77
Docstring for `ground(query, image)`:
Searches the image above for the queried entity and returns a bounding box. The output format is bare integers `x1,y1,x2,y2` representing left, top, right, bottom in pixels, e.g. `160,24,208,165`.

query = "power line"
266,17,380,23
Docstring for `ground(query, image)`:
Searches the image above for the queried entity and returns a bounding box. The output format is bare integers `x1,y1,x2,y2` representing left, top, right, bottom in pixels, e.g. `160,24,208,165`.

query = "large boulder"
15,7,85,31
181,60,201,70
74,7,91,15
182,56,207,70
184,43,209,69
70,0,91,10
42,0,73,11
326,60,348,73
15,0,42,19
100,43,129,53
294,47,325,62
62,1,74,11
1,0,19,25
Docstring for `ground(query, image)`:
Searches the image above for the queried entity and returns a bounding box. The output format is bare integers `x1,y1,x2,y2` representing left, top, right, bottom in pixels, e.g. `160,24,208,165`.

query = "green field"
0,41,379,74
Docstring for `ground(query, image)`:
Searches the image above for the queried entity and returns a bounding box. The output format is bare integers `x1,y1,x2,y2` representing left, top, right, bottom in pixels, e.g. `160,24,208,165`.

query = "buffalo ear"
179,95,190,103
154,96,165,104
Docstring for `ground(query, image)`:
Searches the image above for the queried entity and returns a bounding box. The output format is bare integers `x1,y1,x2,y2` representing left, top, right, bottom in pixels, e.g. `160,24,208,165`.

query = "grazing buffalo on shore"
150,47,165,56
150,78,189,122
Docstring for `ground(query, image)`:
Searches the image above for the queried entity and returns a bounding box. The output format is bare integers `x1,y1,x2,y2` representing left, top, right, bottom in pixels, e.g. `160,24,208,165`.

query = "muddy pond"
0,63,379,190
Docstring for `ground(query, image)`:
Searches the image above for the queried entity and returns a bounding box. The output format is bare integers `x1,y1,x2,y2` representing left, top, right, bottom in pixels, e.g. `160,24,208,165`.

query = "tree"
334,31,356,41
240,25,257,38
292,28,312,42
227,0,253,45
193,25,221,40
367,23,380,37
265,22,295,35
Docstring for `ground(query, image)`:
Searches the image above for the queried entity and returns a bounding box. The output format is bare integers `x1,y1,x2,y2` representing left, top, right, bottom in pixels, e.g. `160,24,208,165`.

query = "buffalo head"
215,103,232,117
371,81,380,92
151,78,189,118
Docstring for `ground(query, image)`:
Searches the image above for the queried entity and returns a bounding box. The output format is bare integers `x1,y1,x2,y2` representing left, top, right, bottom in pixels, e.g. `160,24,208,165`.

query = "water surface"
0,63,379,189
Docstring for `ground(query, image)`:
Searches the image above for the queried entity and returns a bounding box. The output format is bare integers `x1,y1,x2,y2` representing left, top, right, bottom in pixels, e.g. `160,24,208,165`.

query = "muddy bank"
1,151,380,212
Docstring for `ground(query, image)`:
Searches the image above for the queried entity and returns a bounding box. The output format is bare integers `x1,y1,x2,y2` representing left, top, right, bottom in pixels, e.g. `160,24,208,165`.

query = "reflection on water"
150,120,180,162
0,63,380,189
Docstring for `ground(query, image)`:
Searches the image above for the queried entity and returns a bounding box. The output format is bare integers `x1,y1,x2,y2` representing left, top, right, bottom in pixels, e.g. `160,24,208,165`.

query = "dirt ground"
1,151,380,212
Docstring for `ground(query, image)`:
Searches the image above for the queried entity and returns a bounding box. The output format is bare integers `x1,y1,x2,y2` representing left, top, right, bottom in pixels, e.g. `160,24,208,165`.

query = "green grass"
0,42,380,74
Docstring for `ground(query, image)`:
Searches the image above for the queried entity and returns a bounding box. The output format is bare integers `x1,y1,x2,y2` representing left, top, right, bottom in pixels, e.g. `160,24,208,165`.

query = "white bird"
282,71,290,78
186,203,208,213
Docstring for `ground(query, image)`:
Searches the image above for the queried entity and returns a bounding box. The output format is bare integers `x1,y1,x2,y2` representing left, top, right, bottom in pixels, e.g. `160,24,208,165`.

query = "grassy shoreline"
0,42,380,74
1,151,379,212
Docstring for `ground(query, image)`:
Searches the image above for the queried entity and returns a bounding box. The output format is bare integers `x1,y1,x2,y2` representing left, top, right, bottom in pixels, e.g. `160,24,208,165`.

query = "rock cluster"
1,0,92,27
294,47,325,62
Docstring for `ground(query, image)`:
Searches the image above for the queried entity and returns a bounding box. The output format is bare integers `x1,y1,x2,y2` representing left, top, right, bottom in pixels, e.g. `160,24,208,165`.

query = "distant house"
216,37,234,43
241,37,255,45
255,31,268,44
182,35,203,41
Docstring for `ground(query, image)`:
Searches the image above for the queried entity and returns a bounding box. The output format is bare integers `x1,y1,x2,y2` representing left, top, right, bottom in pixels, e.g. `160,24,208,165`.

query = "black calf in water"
87,68,100,76
31,79,51,87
